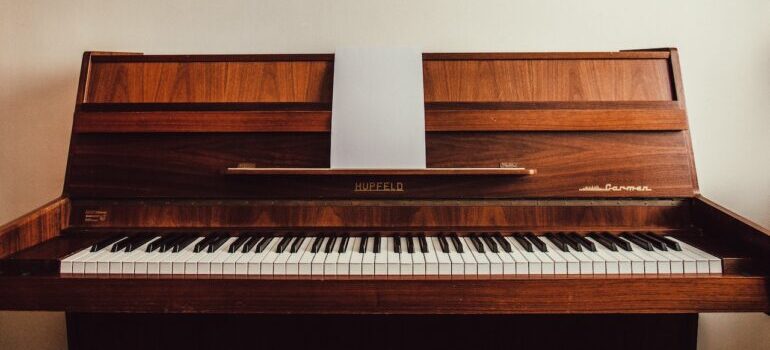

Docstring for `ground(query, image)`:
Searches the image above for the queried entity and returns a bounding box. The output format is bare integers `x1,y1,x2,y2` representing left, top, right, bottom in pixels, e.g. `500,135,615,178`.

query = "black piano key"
470,235,485,253
620,232,652,251
654,233,682,251
494,233,512,253
207,234,229,253
437,234,450,253
513,234,534,252
418,235,428,253
373,235,381,253
255,236,274,253
601,232,632,251
449,233,463,253
406,235,414,253
276,236,293,253
640,232,669,251
568,232,596,252
586,232,617,251
290,236,306,253
324,235,338,253
194,233,219,253
311,236,325,253
524,233,547,252
393,235,401,253
545,233,568,252
358,236,369,253
556,232,582,252
91,235,126,252
337,235,350,253
229,234,251,253
242,235,261,253
160,234,185,252
172,235,197,253
147,234,177,252
481,234,498,253
125,235,157,252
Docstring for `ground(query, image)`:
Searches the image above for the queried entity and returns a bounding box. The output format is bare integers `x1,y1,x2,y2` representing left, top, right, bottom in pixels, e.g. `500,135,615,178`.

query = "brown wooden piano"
1,48,767,350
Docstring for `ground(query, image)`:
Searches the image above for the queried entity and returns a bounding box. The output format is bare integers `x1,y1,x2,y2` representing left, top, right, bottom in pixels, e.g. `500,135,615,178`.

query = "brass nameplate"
354,181,405,192
83,210,108,222
579,184,652,192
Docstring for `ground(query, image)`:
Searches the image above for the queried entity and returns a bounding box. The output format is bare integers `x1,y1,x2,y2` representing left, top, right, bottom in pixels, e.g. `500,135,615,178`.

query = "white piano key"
563,248,594,275
399,242,414,276
463,237,488,275
223,238,255,275
260,238,285,275
504,238,531,275
585,237,623,274
146,248,171,274
298,237,317,275
430,237,451,275
658,241,697,273
540,240,567,274
196,237,236,275
492,243,516,274
528,245,555,275
60,247,93,274
541,240,578,275
374,237,388,275
508,238,542,275
619,237,658,274
247,238,279,275
445,238,465,276
287,237,312,275
424,238,440,275
209,238,239,275
386,237,400,275
120,239,161,274
336,238,353,275
170,237,206,274
361,237,376,275
482,243,504,275
83,248,117,274
348,237,363,275
324,238,341,275
310,238,329,276
667,237,722,273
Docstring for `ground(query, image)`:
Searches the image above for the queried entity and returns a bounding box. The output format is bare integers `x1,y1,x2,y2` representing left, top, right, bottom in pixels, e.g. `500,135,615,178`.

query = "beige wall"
1,0,768,349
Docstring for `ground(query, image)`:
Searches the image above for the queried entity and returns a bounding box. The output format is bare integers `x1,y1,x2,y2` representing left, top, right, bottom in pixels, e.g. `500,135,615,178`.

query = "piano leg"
66,313,698,350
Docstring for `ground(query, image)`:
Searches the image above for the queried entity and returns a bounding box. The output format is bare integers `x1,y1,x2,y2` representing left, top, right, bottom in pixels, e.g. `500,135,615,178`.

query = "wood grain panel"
67,200,690,229
86,61,333,103
0,275,766,313
64,132,695,198
0,198,69,258
423,59,673,102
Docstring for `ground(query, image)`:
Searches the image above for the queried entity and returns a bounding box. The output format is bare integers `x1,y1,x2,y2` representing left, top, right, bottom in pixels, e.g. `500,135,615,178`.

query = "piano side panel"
0,198,69,259
64,131,694,198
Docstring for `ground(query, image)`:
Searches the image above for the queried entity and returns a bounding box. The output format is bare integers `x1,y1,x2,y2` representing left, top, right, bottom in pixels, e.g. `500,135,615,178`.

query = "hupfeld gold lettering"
354,181,405,192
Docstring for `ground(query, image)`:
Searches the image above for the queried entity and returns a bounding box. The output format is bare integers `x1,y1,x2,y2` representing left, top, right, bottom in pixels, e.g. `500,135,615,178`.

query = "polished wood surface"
64,131,695,198
0,198,69,259
66,200,689,229
224,167,535,176
0,274,765,314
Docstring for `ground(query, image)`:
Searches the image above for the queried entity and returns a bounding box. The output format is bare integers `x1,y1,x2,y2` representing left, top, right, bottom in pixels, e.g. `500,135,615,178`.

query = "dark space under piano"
0,49,768,350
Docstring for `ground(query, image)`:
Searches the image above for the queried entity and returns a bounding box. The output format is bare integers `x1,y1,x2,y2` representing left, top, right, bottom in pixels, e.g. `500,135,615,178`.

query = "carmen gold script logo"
579,184,652,192
354,181,405,192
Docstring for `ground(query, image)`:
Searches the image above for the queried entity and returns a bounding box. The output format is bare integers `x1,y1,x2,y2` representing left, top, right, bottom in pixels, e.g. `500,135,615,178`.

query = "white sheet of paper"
330,47,426,169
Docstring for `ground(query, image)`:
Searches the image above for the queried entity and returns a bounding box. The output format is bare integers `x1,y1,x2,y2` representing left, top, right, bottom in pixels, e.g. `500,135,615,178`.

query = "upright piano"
1,48,768,350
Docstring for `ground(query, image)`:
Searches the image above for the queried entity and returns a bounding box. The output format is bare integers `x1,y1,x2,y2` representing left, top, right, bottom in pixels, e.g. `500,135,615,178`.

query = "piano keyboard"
60,232,722,276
